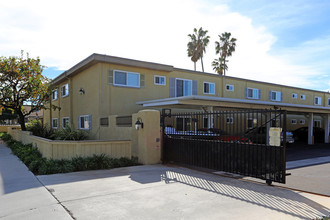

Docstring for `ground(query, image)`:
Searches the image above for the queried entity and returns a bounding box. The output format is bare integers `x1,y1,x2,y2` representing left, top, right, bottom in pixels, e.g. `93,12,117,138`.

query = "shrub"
0,132,13,142
53,126,88,141
26,120,55,139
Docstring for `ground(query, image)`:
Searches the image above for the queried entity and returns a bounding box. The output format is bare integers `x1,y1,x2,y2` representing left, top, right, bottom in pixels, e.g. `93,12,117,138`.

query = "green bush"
26,120,55,139
1,133,139,175
53,126,88,141
0,132,13,142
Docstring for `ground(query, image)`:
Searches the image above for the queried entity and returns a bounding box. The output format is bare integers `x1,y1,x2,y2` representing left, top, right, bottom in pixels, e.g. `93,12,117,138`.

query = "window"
100,117,109,127
51,89,58,101
300,119,305,125
176,79,192,97
113,70,140,88
176,117,192,131
61,84,69,97
314,97,322,105
314,120,321,128
226,117,234,124
226,84,234,91
271,119,280,127
247,118,257,129
300,94,306,100
62,117,70,129
291,119,297,124
79,115,92,130
203,82,215,94
154,76,166,85
52,118,58,129
328,98,330,106
292,93,297,99
246,88,260,99
270,91,282,101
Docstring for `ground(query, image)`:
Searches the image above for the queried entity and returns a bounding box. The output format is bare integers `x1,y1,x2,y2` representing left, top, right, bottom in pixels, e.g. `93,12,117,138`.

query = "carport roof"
137,95,330,114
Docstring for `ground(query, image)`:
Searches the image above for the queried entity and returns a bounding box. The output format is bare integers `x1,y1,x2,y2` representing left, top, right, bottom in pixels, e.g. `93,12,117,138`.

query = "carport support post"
207,106,214,129
266,113,271,145
308,113,314,145
324,114,329,143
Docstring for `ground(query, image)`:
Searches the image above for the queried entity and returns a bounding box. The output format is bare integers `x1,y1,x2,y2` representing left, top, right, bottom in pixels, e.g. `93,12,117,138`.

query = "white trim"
226,84,234,91
203,81,215,95
113,69,140,88
62,117,70,129
52,118,58,129
154,75,166,86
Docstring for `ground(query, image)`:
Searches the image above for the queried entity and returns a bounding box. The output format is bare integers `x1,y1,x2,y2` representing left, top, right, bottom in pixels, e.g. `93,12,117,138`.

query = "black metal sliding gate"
161,109,287,184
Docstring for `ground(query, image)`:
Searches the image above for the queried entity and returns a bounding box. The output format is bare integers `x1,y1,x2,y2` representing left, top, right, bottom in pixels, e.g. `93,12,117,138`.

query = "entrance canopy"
137,95,330,114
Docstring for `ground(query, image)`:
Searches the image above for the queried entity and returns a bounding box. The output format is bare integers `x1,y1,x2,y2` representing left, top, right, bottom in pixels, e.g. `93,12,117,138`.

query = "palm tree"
187,27,210,72
212,57,227,75
214,32,236,75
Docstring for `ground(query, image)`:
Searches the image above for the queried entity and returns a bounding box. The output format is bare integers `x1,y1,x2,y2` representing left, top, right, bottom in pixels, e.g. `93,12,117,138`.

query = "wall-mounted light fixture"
79,88,85,95
135,117,144,130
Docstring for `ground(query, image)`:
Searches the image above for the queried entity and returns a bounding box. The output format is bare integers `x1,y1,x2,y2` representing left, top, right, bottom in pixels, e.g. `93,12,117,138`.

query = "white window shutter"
108,70,113,85
140,74,145,88
192,80,198,95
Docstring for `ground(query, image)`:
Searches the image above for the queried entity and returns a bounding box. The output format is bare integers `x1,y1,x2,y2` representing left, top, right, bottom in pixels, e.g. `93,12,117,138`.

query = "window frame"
328,98,330,106
270,90,282,102
61,84,69,97
154,75,166,86
226,117,234,124
314,120,321,128
300,94,306,100
175,116,192,131
175,78,193,97
62,117,70,129
314,96,322,105
203,82,215,95
226,84,234,91
291,119,297,124
52,118,58,129
247,118,257,129
51,89,58,101
246,88,260,100
292,93,297,99
113,70,140,88
299,119,305,125
78,115,91,130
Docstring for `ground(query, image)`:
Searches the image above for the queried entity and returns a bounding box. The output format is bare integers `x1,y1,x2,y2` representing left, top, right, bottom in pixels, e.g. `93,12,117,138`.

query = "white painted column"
324,114,329,143
207,106,214,129
308,113,314,145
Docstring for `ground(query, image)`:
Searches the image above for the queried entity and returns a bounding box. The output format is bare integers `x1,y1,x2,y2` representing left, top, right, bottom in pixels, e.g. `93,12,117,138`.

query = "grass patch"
0,132,139,175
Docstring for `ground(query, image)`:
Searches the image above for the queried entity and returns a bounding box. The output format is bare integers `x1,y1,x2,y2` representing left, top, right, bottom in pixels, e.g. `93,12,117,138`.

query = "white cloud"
0,0,327,90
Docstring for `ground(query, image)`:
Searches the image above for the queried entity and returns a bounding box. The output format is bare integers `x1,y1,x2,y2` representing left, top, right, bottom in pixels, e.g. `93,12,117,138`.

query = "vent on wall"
116,116,132,127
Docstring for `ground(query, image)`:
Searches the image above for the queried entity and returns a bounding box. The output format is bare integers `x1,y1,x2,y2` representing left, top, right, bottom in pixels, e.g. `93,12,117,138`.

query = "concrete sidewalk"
38,164,330,219
0,143,72,220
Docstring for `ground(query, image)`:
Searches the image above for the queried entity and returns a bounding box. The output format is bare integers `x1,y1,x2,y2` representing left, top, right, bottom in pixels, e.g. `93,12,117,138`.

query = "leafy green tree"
0,51,53,130
187,27,210,72
212,57,227,75
214,32,237,75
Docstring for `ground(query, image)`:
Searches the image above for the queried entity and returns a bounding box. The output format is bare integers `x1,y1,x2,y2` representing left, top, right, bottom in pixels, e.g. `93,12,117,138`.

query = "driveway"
37,164,330,220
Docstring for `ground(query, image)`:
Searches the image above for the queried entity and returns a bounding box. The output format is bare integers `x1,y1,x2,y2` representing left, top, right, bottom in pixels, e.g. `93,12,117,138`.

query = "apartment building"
44,53,330,143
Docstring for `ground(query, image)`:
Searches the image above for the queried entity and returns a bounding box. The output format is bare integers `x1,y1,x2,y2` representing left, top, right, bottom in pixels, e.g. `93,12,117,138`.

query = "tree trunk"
223,60,226,76
201,56,204,72
17,110,26,131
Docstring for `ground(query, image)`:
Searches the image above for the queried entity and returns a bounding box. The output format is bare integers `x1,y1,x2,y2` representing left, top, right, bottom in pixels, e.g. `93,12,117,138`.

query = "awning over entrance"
137,95,330,114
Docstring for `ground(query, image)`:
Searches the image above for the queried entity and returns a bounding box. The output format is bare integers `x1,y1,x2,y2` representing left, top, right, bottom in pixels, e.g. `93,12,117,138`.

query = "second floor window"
176,79,192,97
51,89,58,101
114,70,140,88
61,84,69,97
246,88,260,100
154,76,166,85
203,82,215,94
270,91,282,102
314,97,322,105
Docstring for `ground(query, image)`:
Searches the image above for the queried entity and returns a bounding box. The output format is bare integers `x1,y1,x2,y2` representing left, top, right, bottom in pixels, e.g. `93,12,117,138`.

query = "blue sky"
1,0,330,91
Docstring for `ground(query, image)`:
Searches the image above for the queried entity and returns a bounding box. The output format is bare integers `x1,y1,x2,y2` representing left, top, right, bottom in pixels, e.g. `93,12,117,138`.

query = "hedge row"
0,132,139,175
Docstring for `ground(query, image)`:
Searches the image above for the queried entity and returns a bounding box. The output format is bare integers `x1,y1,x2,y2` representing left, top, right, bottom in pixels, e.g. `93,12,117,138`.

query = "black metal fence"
161,109,287,184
